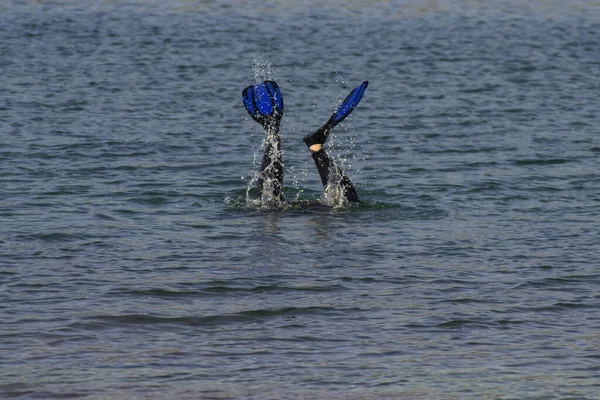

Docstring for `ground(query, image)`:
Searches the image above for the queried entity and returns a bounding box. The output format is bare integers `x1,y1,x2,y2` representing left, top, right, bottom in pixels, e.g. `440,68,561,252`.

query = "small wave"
0,384,88,400
225,195,357,212
108,283,348,298
514,158,571,166
15,232,89,242
225,195,447,220
76,306,360,329
436,319,489,329
514,276,599,290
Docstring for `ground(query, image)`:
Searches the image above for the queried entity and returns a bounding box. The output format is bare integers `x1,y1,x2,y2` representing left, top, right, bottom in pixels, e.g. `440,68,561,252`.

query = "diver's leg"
257,132,284,201
302,81,369,204
307,143,359,203
242,80,285,204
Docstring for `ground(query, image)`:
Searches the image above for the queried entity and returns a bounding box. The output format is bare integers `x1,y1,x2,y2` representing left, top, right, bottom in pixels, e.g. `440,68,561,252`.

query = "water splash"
246,127,285,209
252,59,275,82
320,169,354,209
242,66,367,210
245,60,284,208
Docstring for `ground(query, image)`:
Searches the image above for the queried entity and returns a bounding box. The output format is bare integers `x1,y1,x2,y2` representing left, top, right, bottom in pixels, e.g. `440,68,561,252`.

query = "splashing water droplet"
252,59,274,83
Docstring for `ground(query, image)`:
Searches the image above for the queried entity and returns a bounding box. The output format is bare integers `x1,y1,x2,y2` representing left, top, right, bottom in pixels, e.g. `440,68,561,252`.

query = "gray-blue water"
1,1,599,399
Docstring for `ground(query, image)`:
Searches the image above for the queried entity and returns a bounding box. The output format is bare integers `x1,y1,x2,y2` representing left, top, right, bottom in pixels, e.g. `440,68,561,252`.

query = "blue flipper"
304,81,369,147
242,80,284,127
329,81,369,126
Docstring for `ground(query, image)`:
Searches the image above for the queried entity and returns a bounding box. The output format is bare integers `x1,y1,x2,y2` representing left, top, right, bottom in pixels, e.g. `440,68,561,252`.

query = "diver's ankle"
309,144,322,153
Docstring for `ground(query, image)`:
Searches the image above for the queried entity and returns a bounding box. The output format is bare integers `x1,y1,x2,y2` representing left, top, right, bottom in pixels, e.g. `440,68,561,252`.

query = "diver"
242,80,368,206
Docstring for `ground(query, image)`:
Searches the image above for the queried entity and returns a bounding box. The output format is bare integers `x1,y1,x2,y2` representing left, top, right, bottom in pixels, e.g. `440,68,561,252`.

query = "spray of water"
244,59,286,209
321,172,349,208
245,138,285,209
252,58,274,83
238,63,366,210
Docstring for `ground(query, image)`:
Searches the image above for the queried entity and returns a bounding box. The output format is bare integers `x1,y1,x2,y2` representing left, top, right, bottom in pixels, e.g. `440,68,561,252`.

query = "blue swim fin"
304,81,369,147
242,80,284,127
328,80,369,127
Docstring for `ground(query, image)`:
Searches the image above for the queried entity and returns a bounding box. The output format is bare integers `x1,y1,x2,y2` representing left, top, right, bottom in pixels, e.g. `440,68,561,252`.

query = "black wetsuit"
303,126,359,203
256,119,284,203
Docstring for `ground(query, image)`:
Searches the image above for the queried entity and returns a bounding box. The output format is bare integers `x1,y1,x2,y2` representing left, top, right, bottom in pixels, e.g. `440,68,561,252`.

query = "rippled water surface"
1,1,600,399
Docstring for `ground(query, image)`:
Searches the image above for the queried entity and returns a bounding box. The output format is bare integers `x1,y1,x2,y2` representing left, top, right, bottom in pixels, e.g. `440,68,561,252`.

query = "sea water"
1,1,599,399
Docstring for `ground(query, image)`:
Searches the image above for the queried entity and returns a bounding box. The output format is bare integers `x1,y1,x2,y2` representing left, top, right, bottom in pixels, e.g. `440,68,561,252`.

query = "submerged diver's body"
242,80,368,206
